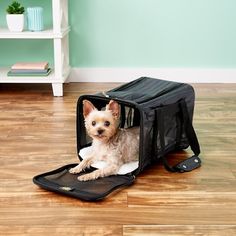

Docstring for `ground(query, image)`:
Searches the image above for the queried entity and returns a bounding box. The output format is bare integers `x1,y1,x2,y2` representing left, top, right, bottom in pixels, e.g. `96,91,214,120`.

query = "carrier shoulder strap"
157,99,201,173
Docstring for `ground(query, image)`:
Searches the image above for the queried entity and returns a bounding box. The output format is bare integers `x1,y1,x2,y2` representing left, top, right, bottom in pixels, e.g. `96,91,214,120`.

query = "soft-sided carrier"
33,77,201,201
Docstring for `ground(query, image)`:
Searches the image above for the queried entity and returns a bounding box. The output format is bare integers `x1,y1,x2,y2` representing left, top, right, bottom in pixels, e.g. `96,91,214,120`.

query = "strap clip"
174,155,201,173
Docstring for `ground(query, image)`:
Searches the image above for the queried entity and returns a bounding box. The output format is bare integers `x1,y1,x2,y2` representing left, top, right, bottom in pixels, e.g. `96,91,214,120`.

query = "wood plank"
0,207,235,225
130,177,236,192
127,191,236,207
123,225,236,236
0,190,128,208
0,225,122,236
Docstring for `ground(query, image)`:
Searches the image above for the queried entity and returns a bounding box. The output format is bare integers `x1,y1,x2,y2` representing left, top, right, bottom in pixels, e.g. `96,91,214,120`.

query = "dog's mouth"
94,134,106,139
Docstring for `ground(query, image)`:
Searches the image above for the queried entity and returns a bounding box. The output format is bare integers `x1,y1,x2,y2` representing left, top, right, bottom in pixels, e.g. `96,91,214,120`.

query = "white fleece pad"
79,146,138,175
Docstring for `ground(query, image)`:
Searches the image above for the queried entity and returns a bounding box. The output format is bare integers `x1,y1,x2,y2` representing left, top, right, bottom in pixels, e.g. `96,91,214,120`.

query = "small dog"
69,99,139,181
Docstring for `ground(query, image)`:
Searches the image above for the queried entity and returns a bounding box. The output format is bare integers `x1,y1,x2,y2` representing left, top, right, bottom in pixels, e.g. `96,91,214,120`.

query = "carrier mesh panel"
36,164,134,201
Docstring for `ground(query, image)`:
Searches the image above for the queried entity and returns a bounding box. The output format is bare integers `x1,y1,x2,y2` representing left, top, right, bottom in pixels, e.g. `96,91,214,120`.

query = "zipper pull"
102,91,109,98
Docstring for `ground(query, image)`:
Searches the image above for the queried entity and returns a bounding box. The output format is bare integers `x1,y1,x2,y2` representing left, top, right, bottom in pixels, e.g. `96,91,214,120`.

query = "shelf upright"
0,0,70,96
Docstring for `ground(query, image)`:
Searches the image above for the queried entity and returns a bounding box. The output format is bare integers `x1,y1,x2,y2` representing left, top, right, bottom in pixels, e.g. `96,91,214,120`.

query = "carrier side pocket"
155,100,201,173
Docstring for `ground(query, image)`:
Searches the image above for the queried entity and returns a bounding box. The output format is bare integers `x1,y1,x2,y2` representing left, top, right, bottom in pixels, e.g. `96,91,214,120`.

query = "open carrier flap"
33,146,138,201
33,163,135,201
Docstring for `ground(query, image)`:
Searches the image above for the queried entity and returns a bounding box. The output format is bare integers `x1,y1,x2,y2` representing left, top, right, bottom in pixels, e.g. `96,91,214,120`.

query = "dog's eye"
104,121,110,127
92,121,96,126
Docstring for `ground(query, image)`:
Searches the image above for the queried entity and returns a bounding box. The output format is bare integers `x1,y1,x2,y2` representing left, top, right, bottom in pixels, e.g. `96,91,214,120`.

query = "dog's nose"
97,129,104,135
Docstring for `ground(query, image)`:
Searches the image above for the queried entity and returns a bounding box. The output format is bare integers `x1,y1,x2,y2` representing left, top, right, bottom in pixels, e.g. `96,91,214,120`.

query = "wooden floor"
0,83,236,236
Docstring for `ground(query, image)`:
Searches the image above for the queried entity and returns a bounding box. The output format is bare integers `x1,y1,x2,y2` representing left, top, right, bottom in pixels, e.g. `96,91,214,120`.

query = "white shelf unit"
0,0,70,96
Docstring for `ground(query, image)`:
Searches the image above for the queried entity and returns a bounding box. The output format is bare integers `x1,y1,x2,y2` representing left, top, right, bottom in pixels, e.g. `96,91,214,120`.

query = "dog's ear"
106,100,120,118
83,100,97,118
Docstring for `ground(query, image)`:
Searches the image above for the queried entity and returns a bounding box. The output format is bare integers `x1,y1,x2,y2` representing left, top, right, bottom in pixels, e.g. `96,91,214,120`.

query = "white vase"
6,14,24,32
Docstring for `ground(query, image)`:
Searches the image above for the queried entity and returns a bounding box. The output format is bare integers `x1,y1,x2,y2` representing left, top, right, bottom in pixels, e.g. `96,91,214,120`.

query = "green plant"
6,1,25,14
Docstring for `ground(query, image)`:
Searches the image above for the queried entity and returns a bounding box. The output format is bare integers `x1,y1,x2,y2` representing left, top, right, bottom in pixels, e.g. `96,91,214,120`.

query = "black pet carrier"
33,77,201,201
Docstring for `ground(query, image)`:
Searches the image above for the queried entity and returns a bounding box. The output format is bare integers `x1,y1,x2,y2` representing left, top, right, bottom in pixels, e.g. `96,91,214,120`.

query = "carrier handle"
157,99,201,173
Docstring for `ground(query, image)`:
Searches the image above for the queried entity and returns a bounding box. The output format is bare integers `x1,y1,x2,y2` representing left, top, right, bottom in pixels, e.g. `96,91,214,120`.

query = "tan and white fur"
69,99,139,181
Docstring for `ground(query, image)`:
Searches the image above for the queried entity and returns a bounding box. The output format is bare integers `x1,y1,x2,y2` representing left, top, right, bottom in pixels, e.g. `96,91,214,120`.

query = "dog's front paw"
77,170,102,181
77,173,95,181
69,166,82,174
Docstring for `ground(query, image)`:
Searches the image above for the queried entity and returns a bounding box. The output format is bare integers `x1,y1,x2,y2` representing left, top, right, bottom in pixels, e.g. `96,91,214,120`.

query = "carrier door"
33,164,135,201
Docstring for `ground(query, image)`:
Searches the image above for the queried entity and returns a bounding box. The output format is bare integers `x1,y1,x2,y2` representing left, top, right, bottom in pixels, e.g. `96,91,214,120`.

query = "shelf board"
0,67,70,83
0,27,70,39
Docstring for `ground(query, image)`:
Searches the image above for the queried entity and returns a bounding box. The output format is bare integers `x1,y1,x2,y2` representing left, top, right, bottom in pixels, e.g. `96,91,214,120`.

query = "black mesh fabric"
33,164,135,201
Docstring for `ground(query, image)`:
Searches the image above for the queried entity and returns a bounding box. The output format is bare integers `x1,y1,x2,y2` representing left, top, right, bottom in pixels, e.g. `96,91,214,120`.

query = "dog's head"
83,100,120,142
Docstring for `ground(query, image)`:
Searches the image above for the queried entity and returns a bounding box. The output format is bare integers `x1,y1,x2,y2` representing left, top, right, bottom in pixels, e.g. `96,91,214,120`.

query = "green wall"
0,0,235,68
